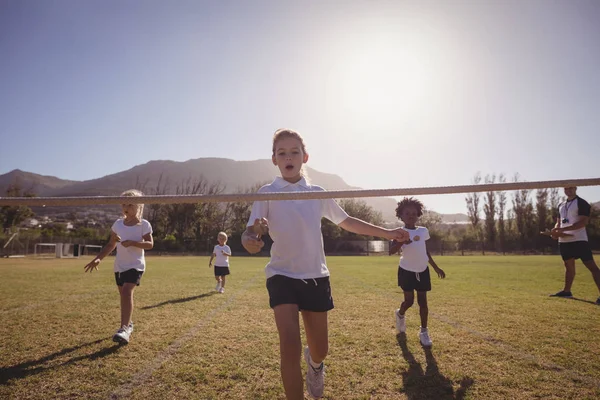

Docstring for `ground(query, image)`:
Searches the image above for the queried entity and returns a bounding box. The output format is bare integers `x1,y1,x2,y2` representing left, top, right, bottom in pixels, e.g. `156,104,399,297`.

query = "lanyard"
562,197,576,219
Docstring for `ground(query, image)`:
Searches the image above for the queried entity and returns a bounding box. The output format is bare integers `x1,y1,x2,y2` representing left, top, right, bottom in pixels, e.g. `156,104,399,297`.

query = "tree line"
1,173,599,255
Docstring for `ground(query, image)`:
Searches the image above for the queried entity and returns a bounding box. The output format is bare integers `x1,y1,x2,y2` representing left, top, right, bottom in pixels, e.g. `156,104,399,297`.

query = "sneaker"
419,328,433,347
113,326,131,345
219,287,225,293
595,297,600,306
395,309,406,334
304,347,325,399
127,321,134,334
550,290,573,298
215,283,221,292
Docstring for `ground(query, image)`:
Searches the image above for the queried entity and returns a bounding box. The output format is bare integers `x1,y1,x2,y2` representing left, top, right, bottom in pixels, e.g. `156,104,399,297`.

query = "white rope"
0,177,599,206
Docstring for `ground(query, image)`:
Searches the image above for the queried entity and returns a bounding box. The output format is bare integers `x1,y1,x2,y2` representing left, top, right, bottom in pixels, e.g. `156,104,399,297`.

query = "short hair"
395,197,424,219
218,232,228,240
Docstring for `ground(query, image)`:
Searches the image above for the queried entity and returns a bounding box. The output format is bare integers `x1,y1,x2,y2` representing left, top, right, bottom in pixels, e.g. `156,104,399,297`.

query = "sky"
1,0,600,214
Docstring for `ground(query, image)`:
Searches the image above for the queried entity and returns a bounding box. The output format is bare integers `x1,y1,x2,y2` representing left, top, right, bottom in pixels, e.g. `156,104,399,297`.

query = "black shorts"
559,241,594,262
114,269,144,287
397,266,431,292
214,266,230,276
266,274,334,312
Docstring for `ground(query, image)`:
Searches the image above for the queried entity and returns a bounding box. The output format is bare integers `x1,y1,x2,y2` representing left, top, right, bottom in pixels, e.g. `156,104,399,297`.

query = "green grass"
1,255,599,399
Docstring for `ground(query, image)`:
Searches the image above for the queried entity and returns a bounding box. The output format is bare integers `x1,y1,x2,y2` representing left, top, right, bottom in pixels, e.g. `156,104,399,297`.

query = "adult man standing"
550,187,600,305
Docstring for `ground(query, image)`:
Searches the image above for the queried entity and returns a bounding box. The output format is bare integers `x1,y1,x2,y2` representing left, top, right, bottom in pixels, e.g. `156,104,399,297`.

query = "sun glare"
326,27,451,133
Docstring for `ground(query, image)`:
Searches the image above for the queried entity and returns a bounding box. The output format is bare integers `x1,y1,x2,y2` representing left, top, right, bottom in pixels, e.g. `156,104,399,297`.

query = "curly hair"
395,197,424,219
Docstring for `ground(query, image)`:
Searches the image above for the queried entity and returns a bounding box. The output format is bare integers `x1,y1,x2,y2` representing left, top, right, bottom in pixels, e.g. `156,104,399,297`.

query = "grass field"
1,255,599,400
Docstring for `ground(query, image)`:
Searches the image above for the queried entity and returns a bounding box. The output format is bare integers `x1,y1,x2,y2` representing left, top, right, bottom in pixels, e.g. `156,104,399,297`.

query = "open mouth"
285,165,294,171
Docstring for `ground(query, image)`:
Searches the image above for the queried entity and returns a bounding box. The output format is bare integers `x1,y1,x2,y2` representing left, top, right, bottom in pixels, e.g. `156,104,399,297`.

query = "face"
218,235,227,245
400,206,420,226
272,136,309,183
121,203,138,219
564,187,577,198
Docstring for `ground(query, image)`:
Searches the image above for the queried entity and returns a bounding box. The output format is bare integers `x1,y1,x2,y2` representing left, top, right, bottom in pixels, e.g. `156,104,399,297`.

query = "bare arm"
121,232,154,250
554,216,589,233
209,252,215,266
426,242,445,278
338,217,409,242
84,232,119,272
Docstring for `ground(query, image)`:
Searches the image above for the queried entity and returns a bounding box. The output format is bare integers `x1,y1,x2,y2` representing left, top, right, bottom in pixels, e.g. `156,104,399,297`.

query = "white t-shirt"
399,226,430,272
213,244,231,267
111,218,153,273
558,196,591,243
247,177,349,279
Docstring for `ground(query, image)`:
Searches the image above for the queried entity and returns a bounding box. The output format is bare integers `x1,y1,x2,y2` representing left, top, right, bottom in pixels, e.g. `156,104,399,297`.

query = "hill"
1,159,415,222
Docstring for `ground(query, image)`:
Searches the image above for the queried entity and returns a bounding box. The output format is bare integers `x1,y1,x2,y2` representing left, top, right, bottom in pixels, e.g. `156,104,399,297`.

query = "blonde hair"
120,189,144,220
217,231,228,241
272,128,310,181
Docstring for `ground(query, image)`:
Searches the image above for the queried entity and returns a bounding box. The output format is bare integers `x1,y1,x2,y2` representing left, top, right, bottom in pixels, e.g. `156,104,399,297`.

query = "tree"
483,174,497,251
1,184,35,230
535,188,550,248
511,174,536,251
465,172,483,253
497,174,507,253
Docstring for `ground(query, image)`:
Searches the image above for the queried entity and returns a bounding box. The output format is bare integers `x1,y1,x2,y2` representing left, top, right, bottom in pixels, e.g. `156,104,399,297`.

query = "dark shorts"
398,266,431,292
214,266,230,276
559,241,594,262
266,274,334,312
114,269,144,287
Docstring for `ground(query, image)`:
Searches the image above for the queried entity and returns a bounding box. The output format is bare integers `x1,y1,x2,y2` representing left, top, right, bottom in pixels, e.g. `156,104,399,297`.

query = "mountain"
0,169,76,196
0,159,469,223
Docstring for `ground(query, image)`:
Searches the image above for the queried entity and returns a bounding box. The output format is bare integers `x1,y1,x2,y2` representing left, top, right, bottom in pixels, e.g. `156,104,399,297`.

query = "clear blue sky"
1,0,599,213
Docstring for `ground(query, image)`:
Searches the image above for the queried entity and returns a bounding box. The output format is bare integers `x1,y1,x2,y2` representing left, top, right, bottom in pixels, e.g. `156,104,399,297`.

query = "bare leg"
582,259,600,294
398,291,414,316
563,259,576,292
416,291,428,329
301,311,328,364
119,283,136,327
273,304,303,400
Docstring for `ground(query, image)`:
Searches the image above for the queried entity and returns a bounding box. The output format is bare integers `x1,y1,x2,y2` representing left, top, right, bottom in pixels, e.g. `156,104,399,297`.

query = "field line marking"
337,273,600,389
109,272,263,399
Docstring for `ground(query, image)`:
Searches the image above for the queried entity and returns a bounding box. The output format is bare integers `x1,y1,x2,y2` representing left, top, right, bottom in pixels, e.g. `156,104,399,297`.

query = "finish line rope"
1,177,599,207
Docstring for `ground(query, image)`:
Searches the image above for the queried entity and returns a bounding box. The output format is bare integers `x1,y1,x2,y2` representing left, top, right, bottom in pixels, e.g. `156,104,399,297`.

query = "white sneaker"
419,328,432,347
304,346,325,399
113,326,131,344
215,283,221,292
219,287,225,293
127,321,134,334
395,309,406,334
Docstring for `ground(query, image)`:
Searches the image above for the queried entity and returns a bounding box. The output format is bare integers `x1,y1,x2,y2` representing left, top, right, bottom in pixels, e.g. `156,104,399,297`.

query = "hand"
253,218,269,237
209,262,212,268
243,235,265,254
221,250,226,255
434,267,446,279
388,228,410,243
84,259,100,273
121,240,135,248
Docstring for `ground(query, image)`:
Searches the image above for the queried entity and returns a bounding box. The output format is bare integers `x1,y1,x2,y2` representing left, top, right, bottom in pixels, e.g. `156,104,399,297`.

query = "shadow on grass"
396,333,474,400
0,337,120,384
568,297,598,305
140,291,217,310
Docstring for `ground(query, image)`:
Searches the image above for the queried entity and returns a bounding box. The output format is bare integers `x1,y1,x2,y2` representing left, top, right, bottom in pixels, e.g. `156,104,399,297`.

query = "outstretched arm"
338,217,409,242
84,231,119,272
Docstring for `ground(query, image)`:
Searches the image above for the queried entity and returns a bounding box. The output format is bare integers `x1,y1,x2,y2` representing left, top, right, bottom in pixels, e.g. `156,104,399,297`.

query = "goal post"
34,243,61,258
